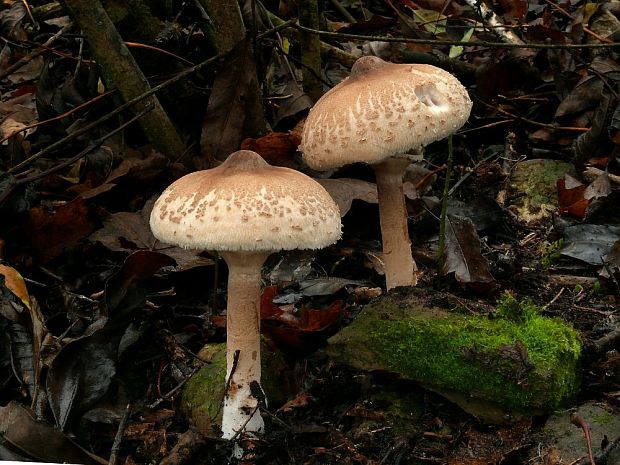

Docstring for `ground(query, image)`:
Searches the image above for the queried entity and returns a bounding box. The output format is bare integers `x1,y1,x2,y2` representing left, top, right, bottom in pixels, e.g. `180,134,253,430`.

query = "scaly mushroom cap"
300,56,472,170
150,150,342,251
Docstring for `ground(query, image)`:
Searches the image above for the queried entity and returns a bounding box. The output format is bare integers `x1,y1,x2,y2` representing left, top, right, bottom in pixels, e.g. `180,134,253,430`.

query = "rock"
506,159,574,224
326,289,582,422
180,341,288,434
526,400,620,464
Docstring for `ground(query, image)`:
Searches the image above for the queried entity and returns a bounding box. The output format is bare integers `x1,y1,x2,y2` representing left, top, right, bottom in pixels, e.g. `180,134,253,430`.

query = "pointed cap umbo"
300,56,472,170
149,150,342,251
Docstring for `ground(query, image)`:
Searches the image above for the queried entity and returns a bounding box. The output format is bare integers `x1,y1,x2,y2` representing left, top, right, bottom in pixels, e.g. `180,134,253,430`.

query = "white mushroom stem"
219,250,269,441
373,157,418,290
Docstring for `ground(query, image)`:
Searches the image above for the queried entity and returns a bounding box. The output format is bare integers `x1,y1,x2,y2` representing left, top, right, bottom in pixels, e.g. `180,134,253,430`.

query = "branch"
293,23,620,50
0,26,67,80
7,52,223,174
462,0,524,45
63,0,186,160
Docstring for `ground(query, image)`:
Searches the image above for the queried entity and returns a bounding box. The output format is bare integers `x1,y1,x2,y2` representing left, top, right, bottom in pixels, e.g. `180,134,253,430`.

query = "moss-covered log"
327,290,582,418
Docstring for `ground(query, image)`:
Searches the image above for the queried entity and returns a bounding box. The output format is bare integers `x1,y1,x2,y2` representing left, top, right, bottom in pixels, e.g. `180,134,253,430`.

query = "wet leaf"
0,91,38,141
46,251,174,429
261,285,347,351
103,250,175,314
316,178,378,216
557,174,588,219
0,1,27,41
600,239,620,280
297,277,367,297
277,392,314,413
6,298,47,403
559,224,620,265
200,40,265,164
74,150,172,199
584,171,612,200
272,80,313,127
20,197,96,262
46,330,118,429
0,267,48,403
497,0,527,22
442,215,496,292
90,201,213,271
241,132,301,168
0,401,106,465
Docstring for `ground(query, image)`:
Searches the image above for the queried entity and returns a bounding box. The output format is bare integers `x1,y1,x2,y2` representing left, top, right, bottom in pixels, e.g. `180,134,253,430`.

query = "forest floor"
0,1,619,464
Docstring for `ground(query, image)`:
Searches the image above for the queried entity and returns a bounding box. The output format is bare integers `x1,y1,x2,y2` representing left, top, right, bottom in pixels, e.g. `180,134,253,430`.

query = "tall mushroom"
300,56,472,290
149,150,341,444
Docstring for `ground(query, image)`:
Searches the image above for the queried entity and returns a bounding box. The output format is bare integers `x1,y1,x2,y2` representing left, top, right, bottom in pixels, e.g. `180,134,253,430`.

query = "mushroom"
149,150,341,446
300,56,472,290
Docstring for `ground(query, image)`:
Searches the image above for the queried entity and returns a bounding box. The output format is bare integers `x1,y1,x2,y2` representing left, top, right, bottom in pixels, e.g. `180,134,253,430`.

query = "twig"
448,151,498,196
255,17,298,40
148,365,201,409
109,404,131,465
476,97,589,132
0,26,66,80
0,105,153,206
293,23,620,49
0,90,115,145
570,413,596,465
462,0,524,44
125,42,195,66
159,427,208,465
7,52,224,174
329,0,356,23
542,287,565,310
415,163,446,192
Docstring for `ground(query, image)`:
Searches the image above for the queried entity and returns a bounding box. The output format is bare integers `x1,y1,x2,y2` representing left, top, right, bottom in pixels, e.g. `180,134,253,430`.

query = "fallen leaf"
600,240,620,280
20,197,96,262
200,40,266,165
260,285,347,351
0,401,107,465
316,178,378,216
557,174,588,218
559,224,620,265
47,251,175,429
0,263,30,309
442,215,496,293
89,201,214,271
241,132,301,168
0,91,38,141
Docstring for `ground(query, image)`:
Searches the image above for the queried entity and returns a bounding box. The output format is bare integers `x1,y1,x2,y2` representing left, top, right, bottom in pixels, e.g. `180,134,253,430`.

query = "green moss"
180,345,228,434
495,291,540,323
509,159,574,224
593,411,614,425
180,342,288,433
328,300,582,415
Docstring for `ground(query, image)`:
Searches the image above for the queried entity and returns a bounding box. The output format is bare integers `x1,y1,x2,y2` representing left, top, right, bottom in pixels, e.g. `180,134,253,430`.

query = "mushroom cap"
300,56,472,170
149,150,342,252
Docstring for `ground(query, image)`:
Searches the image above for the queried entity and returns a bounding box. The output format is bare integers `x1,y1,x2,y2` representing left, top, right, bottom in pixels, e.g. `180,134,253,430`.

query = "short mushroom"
300,56,472,290
149,150,341,447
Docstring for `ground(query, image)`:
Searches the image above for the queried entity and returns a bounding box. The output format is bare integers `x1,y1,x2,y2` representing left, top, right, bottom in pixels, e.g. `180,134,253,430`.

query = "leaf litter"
0,0,619,464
